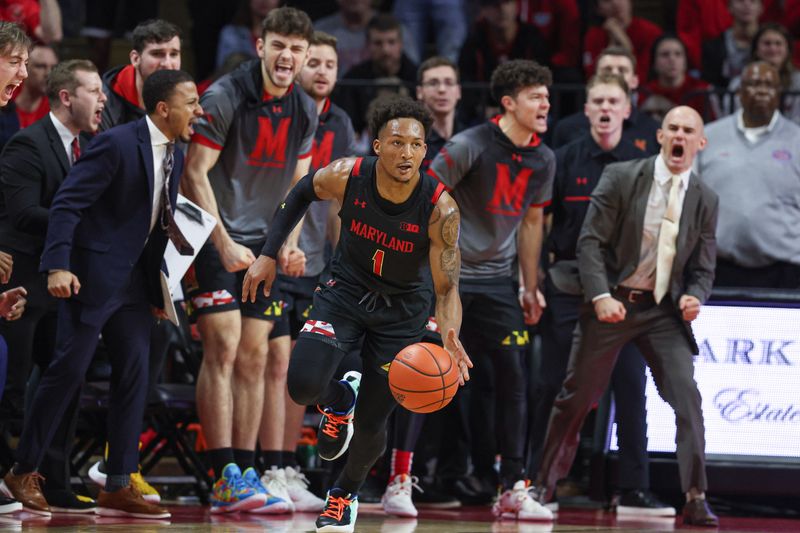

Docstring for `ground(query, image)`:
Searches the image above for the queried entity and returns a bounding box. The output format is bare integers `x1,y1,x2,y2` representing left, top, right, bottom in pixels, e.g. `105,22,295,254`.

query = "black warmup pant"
16,264,154,476
286,279,429,493
536,297,707,499
530,276,650,489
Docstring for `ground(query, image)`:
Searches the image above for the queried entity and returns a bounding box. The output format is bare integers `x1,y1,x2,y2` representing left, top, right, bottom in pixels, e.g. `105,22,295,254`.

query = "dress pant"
530,275,649,489
536,296,707,499
16,262,153,476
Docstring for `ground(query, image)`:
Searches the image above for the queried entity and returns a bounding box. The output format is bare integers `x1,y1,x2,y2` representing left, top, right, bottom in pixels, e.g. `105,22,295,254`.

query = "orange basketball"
388,342,460,413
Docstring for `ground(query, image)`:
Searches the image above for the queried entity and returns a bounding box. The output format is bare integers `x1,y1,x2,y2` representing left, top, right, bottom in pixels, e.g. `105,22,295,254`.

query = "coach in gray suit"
534,106,720,527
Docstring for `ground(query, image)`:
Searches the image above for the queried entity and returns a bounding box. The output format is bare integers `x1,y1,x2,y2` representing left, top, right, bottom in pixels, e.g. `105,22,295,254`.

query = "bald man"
534,107,720,527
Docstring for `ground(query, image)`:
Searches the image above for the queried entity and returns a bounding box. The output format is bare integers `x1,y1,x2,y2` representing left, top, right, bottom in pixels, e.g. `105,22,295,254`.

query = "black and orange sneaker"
317,371,361,461
315,488,358,533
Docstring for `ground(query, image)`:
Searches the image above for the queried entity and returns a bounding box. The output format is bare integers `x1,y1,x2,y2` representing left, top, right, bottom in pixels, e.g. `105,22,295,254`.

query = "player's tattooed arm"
429,192,472,384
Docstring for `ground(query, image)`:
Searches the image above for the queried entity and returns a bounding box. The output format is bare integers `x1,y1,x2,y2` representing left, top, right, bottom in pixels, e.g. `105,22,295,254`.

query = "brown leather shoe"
682,498,719,527
96,487,170,519
0,470,50,516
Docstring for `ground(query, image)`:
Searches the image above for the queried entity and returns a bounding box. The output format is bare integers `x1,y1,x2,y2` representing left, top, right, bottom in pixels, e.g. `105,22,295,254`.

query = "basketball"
388,342,460,413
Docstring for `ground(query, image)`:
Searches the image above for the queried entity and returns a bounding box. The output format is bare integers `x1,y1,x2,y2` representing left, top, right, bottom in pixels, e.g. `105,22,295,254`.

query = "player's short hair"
47,59,98,107
143,69,194,114
417,56,459,85
0,21,31,55
367,13,402,37
310,31,337,52
132,19,182,53
586,72,630,99
490,59,552,102
369,95,433,139
597,45,637,71
261,7,313,42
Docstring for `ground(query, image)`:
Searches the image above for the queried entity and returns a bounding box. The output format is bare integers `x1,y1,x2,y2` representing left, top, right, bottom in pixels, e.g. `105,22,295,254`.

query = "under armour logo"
353,198,366,208
511,153,522,162
575,177,588,186
272,105,283,114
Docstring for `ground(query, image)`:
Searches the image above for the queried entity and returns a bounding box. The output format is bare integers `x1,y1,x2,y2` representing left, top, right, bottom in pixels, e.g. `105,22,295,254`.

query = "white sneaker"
492,481,553,522
284,466,325,512
260,467,296,512
381,474,419,518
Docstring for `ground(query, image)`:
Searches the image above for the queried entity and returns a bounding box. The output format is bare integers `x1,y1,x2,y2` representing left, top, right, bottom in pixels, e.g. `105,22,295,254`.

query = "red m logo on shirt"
311,131,335,171
248,117,291,168
486,163,531,216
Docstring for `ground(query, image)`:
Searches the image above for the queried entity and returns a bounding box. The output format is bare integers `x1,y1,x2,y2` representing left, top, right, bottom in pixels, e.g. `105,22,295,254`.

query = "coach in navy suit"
1,69,202,519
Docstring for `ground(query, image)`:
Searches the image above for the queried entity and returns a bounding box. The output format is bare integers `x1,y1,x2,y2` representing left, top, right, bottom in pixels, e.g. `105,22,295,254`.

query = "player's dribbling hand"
241,255,277,303
220,240,256,273
594,296,626,323
521,288,546,325
279,245,306,277
0,286,26,320
444,328,473,386
48,270,80,298
0,251,12,284
679,294,701,322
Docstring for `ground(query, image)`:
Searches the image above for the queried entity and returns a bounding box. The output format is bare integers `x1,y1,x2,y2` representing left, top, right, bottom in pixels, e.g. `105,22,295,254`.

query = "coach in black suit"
1,69,202,519
534,106,720,527
0,59,107,512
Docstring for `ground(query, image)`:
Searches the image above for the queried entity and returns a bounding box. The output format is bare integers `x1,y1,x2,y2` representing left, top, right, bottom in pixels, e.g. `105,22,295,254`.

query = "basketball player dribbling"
242,96,472,533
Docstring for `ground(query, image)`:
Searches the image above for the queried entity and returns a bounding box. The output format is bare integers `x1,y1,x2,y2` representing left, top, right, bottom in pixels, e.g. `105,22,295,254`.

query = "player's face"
67,70,107,133
163,81,203,143
756,29,788,68
373,118,427,184
132,37,182,82
0,45,28,107
367,29,402,75
597,54,638,90
739,63,780,121
504,85,550,134
259,33,309,90
299,44,337,99
654,39,686,81
657,106,707,174
729,0,762,24
416,65,460,115
26,45,57,95
585,83,630,137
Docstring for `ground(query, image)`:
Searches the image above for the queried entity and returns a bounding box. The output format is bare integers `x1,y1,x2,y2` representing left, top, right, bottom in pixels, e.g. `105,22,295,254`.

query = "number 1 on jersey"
372,249,385,276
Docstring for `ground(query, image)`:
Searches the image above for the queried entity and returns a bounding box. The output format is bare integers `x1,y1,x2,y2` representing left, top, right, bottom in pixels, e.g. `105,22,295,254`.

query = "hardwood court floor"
2,506,799,532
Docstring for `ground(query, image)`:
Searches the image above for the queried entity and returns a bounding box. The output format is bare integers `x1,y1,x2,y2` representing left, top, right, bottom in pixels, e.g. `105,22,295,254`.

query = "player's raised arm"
241,157,355,302
428,191,472,385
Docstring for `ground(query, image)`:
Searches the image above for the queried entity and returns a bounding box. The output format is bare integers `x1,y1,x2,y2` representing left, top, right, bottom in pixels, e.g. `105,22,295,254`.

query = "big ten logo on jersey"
248,115,292,169
486,162,532,217
311,131,335,171
501,330,530,347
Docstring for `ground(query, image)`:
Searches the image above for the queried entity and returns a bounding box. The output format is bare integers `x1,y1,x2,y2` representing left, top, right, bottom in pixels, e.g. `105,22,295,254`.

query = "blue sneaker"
241,468,292,514
317,371,361,461
316,488,358,533
210,463,266,514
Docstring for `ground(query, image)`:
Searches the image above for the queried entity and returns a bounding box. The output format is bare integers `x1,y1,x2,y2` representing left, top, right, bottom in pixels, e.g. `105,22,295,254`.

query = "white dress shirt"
145,116,170,233
49,112,78,165
620,154,691,291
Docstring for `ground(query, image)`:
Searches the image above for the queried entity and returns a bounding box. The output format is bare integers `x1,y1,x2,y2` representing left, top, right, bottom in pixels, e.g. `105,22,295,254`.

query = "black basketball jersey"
331,156,445,295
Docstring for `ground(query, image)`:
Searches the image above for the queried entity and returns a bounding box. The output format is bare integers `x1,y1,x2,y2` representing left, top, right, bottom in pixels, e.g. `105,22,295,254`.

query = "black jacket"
100,64,146,131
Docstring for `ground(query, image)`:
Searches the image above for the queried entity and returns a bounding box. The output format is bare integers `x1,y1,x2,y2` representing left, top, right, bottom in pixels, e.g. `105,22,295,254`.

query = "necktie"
654,175,681,303
160,142,194,256
71,137,80,166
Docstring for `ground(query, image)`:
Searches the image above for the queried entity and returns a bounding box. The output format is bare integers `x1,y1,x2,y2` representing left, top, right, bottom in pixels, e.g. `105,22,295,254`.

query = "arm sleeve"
192,81,237,149
427,131,481,190
260,172,321,258
0,134,50,234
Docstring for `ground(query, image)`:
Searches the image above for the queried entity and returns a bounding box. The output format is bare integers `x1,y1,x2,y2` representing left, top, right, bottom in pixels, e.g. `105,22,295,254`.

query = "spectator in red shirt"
12,43,56,128
582,0,662,83
0,0,61,44
516,0,581,70
640,35,718,122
